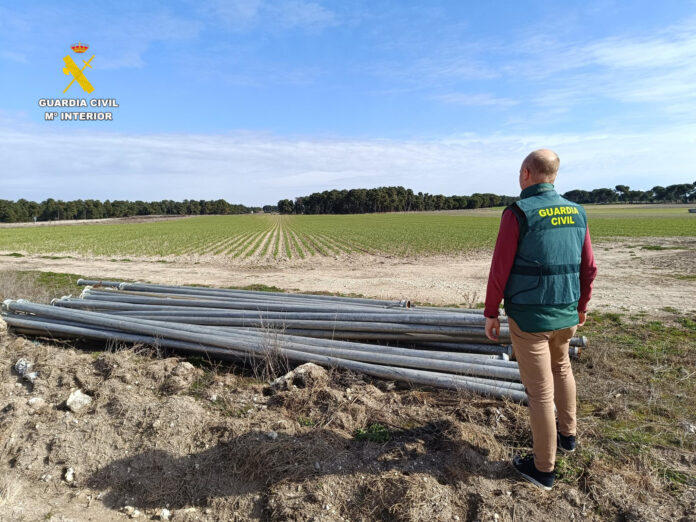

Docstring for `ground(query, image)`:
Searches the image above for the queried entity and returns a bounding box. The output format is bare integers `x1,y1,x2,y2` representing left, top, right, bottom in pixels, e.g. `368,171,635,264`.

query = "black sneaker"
512,455,555,491
558,431,576,453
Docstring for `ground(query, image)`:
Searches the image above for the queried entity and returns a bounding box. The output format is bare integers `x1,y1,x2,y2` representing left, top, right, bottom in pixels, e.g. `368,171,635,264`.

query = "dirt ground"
1,330,693,522
0,215,191,229
1,237,694,314
1,237,695,521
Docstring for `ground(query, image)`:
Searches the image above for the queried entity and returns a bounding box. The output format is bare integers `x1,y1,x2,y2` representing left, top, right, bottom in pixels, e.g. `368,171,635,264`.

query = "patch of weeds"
188,371,216,399
656,465,695,489
237,283,285,293
646,321,666,333
661,306,679,314
672,274,696,281
589,312,623,326
231,403,253,417
298,416,316,427
640,244,683,251
4,252,24,257
678,317,696,331
109,258,132,263
554,449,594,485
355,423,391,443
39,255,73,260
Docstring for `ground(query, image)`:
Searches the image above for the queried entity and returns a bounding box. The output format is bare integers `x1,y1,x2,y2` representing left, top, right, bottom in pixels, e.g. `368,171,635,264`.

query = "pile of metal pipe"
0,280,589,402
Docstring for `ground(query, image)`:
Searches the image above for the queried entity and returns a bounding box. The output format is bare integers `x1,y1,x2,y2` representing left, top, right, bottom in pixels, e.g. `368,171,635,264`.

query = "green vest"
504,183,587,332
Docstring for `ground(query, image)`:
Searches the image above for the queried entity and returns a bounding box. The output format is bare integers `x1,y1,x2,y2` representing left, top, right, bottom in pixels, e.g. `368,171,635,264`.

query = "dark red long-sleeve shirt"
484,210,598,318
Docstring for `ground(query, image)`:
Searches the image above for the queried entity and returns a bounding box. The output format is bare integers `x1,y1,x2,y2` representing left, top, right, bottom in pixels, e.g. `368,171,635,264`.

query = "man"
484,149,597,491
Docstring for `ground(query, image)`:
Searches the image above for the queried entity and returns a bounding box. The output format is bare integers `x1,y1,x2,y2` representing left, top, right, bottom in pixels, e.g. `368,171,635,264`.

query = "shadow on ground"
87,419,515,511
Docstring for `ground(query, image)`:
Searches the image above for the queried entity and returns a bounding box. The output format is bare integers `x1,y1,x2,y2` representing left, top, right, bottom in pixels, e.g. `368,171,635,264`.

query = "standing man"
484,149,597,490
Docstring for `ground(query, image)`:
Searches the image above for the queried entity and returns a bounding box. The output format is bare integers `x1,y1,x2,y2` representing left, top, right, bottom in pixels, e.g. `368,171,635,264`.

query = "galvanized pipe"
2,306,525,401
78,280,413,309
7,316,525,393
5,301,520,381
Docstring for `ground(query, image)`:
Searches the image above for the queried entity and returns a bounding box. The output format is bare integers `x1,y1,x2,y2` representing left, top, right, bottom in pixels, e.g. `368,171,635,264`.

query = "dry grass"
0,269,695,520
0,270,82,303
0,476,21,507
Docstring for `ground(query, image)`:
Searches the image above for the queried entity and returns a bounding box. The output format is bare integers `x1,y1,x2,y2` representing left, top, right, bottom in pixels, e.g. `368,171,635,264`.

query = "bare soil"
1,237,695,521
0,215,192,229
1,237,694,314
2,330,693,522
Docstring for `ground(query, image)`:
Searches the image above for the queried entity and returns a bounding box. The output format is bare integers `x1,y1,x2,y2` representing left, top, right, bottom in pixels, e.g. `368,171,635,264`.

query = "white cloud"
1,121,693,205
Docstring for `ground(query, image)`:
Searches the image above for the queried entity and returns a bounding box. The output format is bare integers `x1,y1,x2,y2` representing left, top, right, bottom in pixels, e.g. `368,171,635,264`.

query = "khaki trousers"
508,318,578,472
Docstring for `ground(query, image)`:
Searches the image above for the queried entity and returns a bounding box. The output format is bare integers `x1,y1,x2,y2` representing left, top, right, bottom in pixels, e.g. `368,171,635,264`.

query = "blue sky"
1,0,695,205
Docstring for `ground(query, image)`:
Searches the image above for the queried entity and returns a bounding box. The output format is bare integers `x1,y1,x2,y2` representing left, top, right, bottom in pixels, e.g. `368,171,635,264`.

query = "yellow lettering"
551,217,559,225
539,209,546,217
569,216,575,224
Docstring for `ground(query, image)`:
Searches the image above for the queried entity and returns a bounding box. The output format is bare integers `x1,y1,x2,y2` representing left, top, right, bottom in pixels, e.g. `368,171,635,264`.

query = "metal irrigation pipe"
3,306,525,401
5,301,520,381
8,303,519,380
8,314,525,394
74,293,410,314
78,280,413,309
88,315,504,336
92,307,495,326
2,315,249,362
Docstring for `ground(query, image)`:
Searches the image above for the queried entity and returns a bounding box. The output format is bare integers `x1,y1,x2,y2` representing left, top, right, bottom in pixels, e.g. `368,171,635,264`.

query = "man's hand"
578,311,586,327
485,317,500,341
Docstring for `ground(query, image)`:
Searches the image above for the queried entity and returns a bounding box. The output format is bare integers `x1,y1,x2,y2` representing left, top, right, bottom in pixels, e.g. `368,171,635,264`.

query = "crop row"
0,208,693,260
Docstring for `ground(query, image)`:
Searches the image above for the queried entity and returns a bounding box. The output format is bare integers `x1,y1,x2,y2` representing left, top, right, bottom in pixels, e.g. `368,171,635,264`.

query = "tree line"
0,198,260,223
278,183,696,214
277,187,518,214
2,181,693,223
562,183,695,204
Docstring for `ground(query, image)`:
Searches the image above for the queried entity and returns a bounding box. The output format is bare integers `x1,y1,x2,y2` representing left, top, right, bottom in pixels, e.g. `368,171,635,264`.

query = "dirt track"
1,237,694,313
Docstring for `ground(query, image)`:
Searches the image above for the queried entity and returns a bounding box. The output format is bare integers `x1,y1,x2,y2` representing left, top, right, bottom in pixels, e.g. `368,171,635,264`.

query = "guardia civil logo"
63,42,94,93
38,42,119,122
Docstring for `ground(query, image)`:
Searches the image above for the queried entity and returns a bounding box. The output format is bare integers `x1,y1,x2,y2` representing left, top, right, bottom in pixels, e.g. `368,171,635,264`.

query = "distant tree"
278,199,295,214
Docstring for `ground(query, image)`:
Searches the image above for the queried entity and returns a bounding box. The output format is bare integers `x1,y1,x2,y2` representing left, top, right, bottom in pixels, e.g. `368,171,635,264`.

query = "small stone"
172,362,195,376
159,508,171,520
494,514,499,522
314,461,320,470
122,506,135,515
130,509,142,519
66,389,92,412
64,467,75,483
24,372,39,382
565,489,581,507
28,397,46,411
682,421,696,435
14,359,32,376
266,431,278,440
208,394,218,402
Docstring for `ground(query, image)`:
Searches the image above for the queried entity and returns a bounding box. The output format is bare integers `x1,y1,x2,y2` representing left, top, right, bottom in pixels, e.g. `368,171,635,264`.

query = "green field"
0,205,694,259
